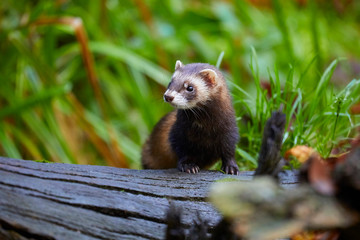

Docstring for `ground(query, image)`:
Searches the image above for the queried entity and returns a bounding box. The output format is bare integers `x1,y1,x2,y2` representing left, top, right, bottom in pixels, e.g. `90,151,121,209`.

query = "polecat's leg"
221,158,239,175
177,157,200,174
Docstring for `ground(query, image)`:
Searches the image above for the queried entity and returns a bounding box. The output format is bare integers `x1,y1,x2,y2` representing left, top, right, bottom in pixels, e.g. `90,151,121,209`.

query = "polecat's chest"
176,118,226,146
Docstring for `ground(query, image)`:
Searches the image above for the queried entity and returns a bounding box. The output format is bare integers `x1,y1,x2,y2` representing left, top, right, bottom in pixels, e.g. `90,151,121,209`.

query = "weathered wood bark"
0,157,299,240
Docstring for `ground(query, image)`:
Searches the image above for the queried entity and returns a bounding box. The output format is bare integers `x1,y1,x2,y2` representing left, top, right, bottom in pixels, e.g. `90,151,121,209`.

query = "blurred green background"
1,0,360,170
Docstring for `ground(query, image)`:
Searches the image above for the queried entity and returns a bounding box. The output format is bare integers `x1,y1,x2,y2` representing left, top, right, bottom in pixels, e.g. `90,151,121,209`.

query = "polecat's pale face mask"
163,60,218,109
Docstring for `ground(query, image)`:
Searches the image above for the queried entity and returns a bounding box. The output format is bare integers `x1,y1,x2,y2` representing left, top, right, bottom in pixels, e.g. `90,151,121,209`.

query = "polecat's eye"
186,86,193,92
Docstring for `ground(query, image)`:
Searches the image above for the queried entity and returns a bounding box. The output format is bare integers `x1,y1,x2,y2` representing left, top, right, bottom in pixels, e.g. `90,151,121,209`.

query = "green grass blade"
237,148,257,167
90,42,171,86
0,124,22,159
216,51,225,68
0,83,72,120
315,59,340,96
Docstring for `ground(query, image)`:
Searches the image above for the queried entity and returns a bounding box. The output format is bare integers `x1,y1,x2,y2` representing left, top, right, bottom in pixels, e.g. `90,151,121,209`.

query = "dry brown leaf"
292,230,339,240
285,145,316,163
292,231,316,240
308,154,336,196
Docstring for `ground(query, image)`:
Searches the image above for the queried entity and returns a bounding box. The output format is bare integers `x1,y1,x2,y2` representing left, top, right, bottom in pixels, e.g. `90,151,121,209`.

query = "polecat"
141,60,239,174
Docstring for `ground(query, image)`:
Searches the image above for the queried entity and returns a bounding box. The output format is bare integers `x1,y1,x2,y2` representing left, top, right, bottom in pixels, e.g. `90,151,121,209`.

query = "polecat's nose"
164,94,174,102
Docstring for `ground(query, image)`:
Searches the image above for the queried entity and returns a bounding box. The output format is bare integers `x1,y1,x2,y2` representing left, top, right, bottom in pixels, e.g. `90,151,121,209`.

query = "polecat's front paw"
178,163,200,174
222,161,239,175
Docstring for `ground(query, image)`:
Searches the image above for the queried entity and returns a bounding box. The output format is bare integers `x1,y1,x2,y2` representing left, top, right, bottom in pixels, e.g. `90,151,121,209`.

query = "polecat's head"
163,60,223,109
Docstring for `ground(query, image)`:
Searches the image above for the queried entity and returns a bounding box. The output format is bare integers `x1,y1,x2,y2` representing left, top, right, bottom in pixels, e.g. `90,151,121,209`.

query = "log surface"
0,157,299,240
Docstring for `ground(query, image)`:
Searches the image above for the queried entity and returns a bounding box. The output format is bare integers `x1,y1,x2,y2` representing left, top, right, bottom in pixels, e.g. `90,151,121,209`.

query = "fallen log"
0,157,298,240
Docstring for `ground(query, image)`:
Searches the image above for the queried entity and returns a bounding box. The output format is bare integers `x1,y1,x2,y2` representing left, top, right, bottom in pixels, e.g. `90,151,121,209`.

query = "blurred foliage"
0,0,360,169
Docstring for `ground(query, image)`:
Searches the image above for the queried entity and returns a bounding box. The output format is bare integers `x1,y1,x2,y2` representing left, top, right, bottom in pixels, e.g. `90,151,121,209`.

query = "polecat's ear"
199,69,218,86
175,60,184,70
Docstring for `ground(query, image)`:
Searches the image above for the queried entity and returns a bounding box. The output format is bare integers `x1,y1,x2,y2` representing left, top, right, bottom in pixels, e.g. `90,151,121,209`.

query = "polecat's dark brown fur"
141,60,239,174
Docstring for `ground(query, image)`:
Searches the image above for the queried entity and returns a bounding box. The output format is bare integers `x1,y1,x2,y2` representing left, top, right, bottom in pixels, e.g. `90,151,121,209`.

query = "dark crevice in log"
1,213,152,240
1,208,109,240
0,219,56,240
0,181,166,225
78,205,165,224
1,186,164,239
0,181,73,200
